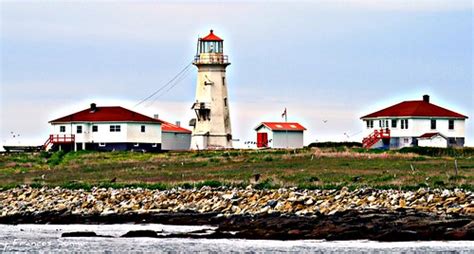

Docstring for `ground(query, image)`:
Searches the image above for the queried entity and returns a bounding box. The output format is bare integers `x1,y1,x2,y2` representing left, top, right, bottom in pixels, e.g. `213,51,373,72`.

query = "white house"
254,122,306,149
45,103,163,152
161,121,192,151
360,95,468,149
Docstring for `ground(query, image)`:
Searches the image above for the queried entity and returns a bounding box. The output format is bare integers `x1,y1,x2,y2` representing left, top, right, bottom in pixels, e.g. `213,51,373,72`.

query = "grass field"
0,147,473,190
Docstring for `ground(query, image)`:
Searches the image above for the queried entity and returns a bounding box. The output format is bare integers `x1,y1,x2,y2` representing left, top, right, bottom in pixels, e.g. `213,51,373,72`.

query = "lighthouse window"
224,98,227,107
222,77,226,86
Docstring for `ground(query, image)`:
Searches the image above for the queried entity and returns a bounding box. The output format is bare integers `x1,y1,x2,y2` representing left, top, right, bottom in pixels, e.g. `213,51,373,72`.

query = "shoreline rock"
49,209,474,241
1,186,472,217
1,186,473,241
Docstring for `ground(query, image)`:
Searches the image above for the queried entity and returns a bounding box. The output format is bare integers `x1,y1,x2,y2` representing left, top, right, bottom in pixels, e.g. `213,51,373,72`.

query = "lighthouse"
189,30,232,149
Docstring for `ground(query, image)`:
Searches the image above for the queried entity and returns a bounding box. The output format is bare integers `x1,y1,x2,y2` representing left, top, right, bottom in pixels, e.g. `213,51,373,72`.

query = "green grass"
0,148,473,190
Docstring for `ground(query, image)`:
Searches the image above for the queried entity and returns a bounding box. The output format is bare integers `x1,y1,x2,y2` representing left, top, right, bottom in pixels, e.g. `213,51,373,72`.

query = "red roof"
49,106,163,124
255,122,306,131
361,100,467,119
201,30,223,41
161,121,191,134
419,132,443,139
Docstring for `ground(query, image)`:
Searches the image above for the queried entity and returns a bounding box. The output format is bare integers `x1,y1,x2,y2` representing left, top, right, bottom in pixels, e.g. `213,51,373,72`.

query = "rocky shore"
1,186,473,240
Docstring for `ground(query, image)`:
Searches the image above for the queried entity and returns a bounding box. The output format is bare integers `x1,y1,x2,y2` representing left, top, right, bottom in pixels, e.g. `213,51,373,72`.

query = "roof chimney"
423,95,430,103
175,121,181,127
90,103,97,112
153,114,159,119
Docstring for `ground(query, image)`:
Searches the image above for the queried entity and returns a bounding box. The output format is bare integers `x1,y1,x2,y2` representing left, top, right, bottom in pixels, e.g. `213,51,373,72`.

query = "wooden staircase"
362,129,390,149
42,134,75,150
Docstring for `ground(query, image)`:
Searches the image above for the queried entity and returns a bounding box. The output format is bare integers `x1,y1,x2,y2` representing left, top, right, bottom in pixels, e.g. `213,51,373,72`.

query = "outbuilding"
161,121,192,151
417,132,448,148
254,122,306,149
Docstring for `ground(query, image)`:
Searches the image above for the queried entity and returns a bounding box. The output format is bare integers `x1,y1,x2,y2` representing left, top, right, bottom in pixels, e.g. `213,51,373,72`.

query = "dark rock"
267,200,278,208
62,231,98,237
3,209,474,241
121,230,158,238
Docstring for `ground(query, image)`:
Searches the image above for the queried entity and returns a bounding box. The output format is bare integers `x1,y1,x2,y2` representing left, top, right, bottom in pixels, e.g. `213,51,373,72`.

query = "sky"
0,0,472,148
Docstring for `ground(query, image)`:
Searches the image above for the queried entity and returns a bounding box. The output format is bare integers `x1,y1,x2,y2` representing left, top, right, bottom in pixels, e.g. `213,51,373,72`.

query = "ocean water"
0,224,473,253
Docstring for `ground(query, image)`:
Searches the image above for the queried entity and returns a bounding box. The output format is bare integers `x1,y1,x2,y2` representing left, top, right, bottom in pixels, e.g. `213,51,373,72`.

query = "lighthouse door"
257,133,268,148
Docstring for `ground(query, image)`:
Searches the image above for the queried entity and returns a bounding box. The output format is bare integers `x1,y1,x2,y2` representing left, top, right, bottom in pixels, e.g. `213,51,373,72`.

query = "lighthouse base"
190,134,232,150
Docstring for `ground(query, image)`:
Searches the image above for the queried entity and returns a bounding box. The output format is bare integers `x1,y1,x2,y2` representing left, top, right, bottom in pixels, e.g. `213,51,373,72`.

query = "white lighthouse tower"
189,30,232,149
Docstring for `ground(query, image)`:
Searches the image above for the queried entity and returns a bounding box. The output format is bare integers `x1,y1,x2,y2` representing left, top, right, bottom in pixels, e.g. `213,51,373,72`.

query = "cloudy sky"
1,0,472,148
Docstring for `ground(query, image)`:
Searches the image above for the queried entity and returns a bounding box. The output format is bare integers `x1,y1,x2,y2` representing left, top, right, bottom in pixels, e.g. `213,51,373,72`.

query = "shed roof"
161,121,192,134
255,122,306,131
418,132,446,139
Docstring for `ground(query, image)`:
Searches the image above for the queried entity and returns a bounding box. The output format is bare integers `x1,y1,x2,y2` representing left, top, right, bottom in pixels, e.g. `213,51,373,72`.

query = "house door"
257,132,268,148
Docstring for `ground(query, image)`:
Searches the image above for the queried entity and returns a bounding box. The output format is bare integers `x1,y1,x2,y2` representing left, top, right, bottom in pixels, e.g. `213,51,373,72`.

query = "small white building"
161,121,192,151
254,122,306,149
360,95,468,149
46,103,163,152
417,132,448,148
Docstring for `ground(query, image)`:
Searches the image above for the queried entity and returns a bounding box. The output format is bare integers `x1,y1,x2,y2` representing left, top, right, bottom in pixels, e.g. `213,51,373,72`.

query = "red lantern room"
194,30,229,65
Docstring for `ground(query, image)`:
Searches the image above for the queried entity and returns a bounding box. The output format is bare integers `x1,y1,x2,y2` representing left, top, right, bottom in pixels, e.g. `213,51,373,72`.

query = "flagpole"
285,108,288,148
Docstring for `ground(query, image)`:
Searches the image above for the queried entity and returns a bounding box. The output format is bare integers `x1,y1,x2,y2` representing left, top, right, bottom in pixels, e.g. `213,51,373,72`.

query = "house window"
379,120,382,128
76,126,82,134
60,126,66,132
391,119,397,128
141,125,146,133
385,120,389,128
401,119,408,129
92,125,98,132
110,125,121,132
366,120,374,128
448,120,454,130
430,119,436,130
404,138,409,143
